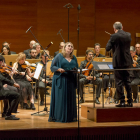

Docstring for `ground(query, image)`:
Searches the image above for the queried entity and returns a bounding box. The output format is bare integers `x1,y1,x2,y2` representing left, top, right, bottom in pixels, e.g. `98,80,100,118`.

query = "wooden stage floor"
1,92,140,139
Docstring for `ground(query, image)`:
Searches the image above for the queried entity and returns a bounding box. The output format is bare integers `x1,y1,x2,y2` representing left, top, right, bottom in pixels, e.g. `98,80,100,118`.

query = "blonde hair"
61,42,74,59
16,52,26,62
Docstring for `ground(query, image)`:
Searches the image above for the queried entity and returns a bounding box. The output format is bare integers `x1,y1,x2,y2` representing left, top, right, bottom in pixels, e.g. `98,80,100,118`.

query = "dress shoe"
79,98,84,104
126,102,133,107
116,102,125,107
45,92,50,95
5,115,20,120
95,98,100,104
133,98,139,103
30,103,36,110
2,113,15,118
23,103,31,109
40,101,44,106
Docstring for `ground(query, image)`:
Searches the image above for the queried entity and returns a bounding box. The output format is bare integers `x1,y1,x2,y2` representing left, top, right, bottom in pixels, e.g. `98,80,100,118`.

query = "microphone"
26,26,32,33
77,4,81,10
57,29,62,35
63,3,73,8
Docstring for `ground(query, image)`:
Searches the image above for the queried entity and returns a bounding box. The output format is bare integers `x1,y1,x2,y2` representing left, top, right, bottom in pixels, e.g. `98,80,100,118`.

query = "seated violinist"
36,50,52,106
79,49,102,104
12,52,36,110
130,46,140,103
0,55,20,120
94,43,105,57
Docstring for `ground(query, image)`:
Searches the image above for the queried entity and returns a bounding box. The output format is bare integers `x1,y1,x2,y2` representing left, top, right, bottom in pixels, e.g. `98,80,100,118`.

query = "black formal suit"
94,53,105,57
106,30,132,103
24,49,31,58
130,57,140,100
11,51,16,54
0,73,20,116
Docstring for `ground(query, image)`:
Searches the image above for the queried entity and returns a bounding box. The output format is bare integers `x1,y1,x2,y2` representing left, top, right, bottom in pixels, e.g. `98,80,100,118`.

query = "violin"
0,65,17,83
21,64,36,71
82,61,93,76
132,55,138,67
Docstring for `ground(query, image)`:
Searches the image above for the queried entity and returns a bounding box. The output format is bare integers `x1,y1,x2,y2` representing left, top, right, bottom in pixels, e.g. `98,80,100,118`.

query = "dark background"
0,0,139,56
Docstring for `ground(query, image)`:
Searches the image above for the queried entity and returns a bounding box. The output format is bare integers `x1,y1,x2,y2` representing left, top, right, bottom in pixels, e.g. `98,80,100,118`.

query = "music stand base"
105,97,114,104
31,107,49,116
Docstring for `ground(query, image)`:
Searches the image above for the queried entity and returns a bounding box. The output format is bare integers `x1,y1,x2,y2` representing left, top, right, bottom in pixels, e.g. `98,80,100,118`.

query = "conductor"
106,21,133,107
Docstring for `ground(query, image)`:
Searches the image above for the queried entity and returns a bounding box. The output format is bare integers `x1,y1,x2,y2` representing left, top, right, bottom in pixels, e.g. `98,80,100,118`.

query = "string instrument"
0,65,17,83
133,55,138,64
21,64,36,71
82,61,93,76
132,55,138,68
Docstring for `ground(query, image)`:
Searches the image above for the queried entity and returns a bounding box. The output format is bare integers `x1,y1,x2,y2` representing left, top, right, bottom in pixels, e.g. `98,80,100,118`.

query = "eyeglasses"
67,45,73,48
88,54,94,56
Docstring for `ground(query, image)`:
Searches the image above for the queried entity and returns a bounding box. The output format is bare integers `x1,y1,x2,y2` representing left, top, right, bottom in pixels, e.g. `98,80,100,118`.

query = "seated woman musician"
36,50,52,106
12,52,36,110
1,45,11,55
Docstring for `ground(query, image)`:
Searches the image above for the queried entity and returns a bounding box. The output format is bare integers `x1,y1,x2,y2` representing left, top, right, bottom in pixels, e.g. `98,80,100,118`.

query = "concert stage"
0,103,140,140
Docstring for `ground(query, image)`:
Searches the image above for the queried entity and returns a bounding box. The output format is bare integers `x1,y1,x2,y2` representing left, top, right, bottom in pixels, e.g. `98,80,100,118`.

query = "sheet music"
33,63,43,79
98,64,109,69
78,69,88,72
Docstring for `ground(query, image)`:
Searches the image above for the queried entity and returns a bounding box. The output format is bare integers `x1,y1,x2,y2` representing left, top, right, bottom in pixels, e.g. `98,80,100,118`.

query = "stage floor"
1,103,140,131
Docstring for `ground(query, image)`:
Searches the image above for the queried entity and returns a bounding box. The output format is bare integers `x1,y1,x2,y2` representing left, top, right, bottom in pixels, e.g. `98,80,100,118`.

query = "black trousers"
130,77,140,99
79,78,102,98
103,74,115,91
0,89,20,116
38,81,52,101
3,85,19,113
114,69,132,103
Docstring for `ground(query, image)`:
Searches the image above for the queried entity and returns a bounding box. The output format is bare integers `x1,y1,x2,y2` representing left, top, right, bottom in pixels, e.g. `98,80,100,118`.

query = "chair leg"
1,100,3,114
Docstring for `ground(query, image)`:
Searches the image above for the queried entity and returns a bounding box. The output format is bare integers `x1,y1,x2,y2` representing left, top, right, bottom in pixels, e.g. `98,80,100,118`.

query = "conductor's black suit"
106,30,132,103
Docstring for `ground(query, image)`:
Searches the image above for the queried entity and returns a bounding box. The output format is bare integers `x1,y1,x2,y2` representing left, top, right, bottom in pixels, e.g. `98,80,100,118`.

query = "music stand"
92,61,114,107
26,27,50,115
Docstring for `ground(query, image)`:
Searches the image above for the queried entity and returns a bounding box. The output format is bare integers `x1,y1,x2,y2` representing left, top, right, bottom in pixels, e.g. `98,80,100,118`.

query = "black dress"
13,63,33,103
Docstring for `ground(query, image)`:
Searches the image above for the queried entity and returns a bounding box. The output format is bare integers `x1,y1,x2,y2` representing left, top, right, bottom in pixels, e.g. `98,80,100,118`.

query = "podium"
81,62,140,122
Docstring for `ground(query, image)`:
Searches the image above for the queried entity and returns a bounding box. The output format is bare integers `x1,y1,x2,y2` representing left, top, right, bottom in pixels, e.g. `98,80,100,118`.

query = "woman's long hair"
1,45,11,55
61,42,74,59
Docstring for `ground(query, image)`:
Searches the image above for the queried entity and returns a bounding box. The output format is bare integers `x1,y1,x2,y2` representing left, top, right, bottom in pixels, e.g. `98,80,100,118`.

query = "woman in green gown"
48,42,78,122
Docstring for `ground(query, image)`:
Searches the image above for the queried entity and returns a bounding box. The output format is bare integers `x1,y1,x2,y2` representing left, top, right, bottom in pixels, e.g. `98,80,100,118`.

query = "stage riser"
81,105,140,122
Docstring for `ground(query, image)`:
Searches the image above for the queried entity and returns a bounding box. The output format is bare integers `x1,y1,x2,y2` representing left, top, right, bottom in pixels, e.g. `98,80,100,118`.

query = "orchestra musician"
26,48,37,59
1,45,11,55
135,43,140,57
2,42,16,54
32,43,41,59
12,52,36,110
0,55,20,120
24,40,36,58
79,49,102,104
36,50,52,106
130,46,140,103
106,21,133,107
54,42,65,57
49,42,78,122
94,43,105,57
